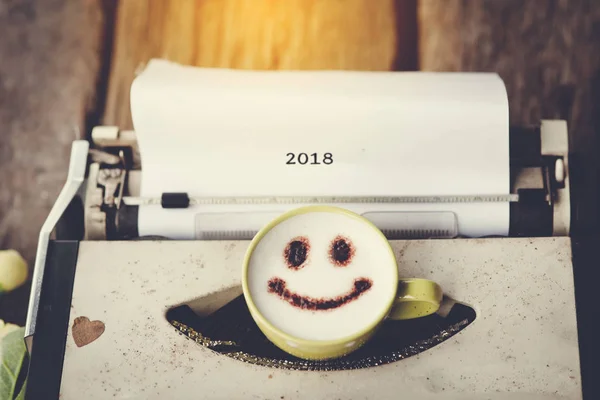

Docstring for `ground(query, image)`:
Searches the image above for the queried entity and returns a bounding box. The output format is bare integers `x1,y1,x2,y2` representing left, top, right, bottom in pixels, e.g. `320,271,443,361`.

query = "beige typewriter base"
60,238,581,400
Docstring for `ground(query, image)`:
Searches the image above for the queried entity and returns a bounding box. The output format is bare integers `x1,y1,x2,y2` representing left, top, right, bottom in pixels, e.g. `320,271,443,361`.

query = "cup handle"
387,278,444,320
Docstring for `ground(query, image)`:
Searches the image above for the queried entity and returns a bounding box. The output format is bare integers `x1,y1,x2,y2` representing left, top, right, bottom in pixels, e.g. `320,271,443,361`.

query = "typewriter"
23,60,581,399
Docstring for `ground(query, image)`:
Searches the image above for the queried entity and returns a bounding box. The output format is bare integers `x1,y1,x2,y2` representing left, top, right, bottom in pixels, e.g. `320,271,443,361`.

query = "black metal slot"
509,125,542,168
26,241,80,400
509,189,553,237
166,296,476,371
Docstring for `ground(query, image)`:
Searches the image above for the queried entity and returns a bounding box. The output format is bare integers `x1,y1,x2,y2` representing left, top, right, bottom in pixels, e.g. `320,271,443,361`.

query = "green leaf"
0,326,26,399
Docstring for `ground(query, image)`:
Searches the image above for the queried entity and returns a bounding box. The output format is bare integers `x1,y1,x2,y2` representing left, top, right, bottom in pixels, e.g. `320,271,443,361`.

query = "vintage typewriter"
23,60,582,399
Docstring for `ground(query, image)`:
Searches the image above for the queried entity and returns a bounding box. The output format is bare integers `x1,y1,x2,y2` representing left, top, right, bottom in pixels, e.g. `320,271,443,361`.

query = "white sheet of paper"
131,59,510,239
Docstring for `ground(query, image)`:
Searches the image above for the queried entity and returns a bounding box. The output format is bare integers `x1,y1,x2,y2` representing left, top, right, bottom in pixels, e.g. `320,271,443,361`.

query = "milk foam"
248,210,398,341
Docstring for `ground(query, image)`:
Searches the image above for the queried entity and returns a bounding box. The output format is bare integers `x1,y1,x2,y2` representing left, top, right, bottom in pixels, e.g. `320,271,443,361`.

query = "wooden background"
103,0,417,128
0,0,111,326
0,1,599,394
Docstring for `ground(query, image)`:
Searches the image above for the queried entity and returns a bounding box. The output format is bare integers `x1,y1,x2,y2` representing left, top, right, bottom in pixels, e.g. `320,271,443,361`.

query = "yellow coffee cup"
242,205,443,360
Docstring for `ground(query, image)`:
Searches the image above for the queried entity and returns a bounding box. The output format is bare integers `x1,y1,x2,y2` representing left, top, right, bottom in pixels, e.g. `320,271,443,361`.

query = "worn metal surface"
60,238,581,399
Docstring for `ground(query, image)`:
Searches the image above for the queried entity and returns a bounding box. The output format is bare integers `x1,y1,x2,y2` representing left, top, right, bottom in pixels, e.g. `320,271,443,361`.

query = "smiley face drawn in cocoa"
267,235,372,310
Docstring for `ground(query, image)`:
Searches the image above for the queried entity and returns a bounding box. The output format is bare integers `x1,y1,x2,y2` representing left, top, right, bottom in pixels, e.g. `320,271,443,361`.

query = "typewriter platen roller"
84,120,570,241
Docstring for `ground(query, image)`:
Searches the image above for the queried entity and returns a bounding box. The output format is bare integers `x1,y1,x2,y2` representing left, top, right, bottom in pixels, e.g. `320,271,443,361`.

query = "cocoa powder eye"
329,235,355,267
283,236,310,269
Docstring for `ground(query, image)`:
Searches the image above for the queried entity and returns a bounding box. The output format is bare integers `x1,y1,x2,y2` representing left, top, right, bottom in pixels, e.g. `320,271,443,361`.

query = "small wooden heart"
72,316,105,348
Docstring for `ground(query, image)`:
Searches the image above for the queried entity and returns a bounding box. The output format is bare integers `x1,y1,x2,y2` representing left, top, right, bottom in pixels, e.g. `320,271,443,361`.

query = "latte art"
247,210,398,341
329,235,354,266
283,237,310,269
267,276,373,311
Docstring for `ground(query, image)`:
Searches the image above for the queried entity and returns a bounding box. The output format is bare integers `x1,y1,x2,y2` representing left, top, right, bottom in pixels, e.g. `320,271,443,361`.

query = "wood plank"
420,0,599,124
0,0,110,324
104,0,418,129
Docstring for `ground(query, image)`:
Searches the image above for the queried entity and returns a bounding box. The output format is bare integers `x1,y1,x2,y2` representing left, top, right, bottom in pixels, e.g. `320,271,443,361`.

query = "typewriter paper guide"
131,59,510,238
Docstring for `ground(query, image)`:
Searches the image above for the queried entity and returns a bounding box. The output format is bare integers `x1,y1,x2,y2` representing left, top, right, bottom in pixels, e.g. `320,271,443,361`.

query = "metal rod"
122,194,520,206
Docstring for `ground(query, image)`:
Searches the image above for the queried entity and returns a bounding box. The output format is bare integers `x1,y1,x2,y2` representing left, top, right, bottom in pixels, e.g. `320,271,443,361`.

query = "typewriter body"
24,61,582,399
